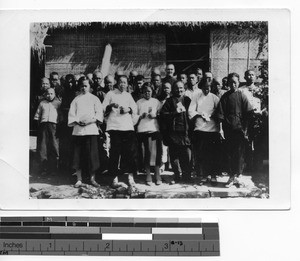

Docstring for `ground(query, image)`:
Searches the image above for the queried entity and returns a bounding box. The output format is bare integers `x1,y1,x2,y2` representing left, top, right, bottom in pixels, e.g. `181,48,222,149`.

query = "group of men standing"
32,62,268,189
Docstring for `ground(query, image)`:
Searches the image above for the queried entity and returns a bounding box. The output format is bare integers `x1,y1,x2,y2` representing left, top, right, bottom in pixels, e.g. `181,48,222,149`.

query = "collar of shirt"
113,88,127,95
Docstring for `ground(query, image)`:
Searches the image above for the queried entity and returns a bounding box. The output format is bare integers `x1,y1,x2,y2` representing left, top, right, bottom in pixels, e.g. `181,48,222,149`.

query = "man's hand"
141,112,148,119
120,106,131,114
78,121,86,126
148,112,156,119
242,130,249,141
110,103,119,109
219,129,225,140
176,106,186,113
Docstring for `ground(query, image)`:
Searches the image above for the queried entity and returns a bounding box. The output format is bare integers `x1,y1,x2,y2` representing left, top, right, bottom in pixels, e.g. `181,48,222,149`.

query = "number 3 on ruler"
164,243,168,250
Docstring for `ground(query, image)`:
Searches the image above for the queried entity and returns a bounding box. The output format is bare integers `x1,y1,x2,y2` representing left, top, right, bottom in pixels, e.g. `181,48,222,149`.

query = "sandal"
128,174,136,187
146,181,153,186
211,176,218,186
90,179,101,188
199,176,211,186
74,180,82,188
156,180,162,186
225,175,238,188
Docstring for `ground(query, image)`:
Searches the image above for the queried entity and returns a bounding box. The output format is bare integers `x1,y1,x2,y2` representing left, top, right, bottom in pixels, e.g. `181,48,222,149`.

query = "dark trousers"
193,131,220,177
37,122,59,170
98,134,109,172
58,123,73,170
224,129,246,175
137,133,163,166
72,135,100,178
108,131,138,178
169,143,191,178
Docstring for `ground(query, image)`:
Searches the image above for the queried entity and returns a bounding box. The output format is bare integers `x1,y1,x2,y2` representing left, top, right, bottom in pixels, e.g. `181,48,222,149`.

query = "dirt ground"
29,136,269,199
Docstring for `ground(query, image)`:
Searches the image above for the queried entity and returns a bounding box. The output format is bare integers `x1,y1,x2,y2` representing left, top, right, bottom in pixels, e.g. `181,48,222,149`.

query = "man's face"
197,69,203,81
222,78,228,89
118,77,128,92
143,87,153,100
137,80,144,89
46,88,55,101
129,71,138,82
173,82,185,97
204,72,213,84
41,79,50,92
50,74,60,87
245,71,256,84
93,72,102,87
66,78,74,89
81,80,90,94
163,83,171,95
202,84,211,96
152,76,161,87
166,65,175,77
179,74,187,84
105,77,114,90
188,74,198,86
228,76,239,91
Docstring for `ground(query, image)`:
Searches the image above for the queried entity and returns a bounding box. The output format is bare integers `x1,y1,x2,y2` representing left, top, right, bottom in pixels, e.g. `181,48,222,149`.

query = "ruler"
0,217,220,256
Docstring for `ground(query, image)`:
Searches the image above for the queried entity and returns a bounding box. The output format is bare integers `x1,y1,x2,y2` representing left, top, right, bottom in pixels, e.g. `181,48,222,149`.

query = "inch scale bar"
0,217,220,256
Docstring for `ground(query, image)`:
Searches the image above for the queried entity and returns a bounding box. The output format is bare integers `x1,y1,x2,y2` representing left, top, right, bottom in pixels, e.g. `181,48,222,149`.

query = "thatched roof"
39,21,267,30
30,21,267,62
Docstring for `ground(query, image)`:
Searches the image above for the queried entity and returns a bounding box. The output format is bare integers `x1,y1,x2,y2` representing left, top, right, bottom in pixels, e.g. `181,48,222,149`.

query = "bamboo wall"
44,26,268,81
210,28,268,80
45,29,166,78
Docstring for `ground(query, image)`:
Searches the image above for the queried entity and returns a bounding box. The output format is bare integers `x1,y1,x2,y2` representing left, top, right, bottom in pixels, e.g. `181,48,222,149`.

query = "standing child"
102,75,138,188
68,76,103,188
34,87,61,175
136,83,163,185
160,81,192,184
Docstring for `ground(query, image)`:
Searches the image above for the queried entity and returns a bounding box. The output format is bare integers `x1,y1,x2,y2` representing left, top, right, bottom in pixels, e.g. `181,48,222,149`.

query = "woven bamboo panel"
249,33,268,60
229,30,249,59
228,58,248,79
211,28,268,79
211,58,229,80
211,29,229,58
45,29,166,78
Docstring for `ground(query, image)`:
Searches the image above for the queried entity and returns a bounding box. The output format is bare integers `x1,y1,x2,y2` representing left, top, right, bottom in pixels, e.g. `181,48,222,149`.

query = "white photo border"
0,9,290,210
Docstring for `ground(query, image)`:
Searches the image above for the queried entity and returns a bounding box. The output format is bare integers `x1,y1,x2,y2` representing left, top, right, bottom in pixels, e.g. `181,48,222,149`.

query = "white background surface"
0,1,298,261
0,9,290,211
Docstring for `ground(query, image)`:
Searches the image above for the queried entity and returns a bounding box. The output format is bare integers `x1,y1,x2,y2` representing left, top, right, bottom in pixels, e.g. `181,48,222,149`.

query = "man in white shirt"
188,82,220,185
102,75,138,188
68,76,103,188
185,71,202,100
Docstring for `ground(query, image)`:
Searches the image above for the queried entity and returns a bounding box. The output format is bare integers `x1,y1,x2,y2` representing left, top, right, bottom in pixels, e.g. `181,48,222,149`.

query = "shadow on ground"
29,136,269,199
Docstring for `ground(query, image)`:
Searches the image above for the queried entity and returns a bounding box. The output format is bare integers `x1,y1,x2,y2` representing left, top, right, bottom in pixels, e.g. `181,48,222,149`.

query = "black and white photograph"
0,9,290,210
29,20,269,199
0,5,296,261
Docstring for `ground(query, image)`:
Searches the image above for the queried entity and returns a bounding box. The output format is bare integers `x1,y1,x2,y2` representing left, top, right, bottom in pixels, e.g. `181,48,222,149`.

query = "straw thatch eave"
30,21,268,63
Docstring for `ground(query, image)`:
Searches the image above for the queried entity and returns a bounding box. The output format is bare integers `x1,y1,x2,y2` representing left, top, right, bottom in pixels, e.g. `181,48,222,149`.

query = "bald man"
162,64,177,86
104,75,115,92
